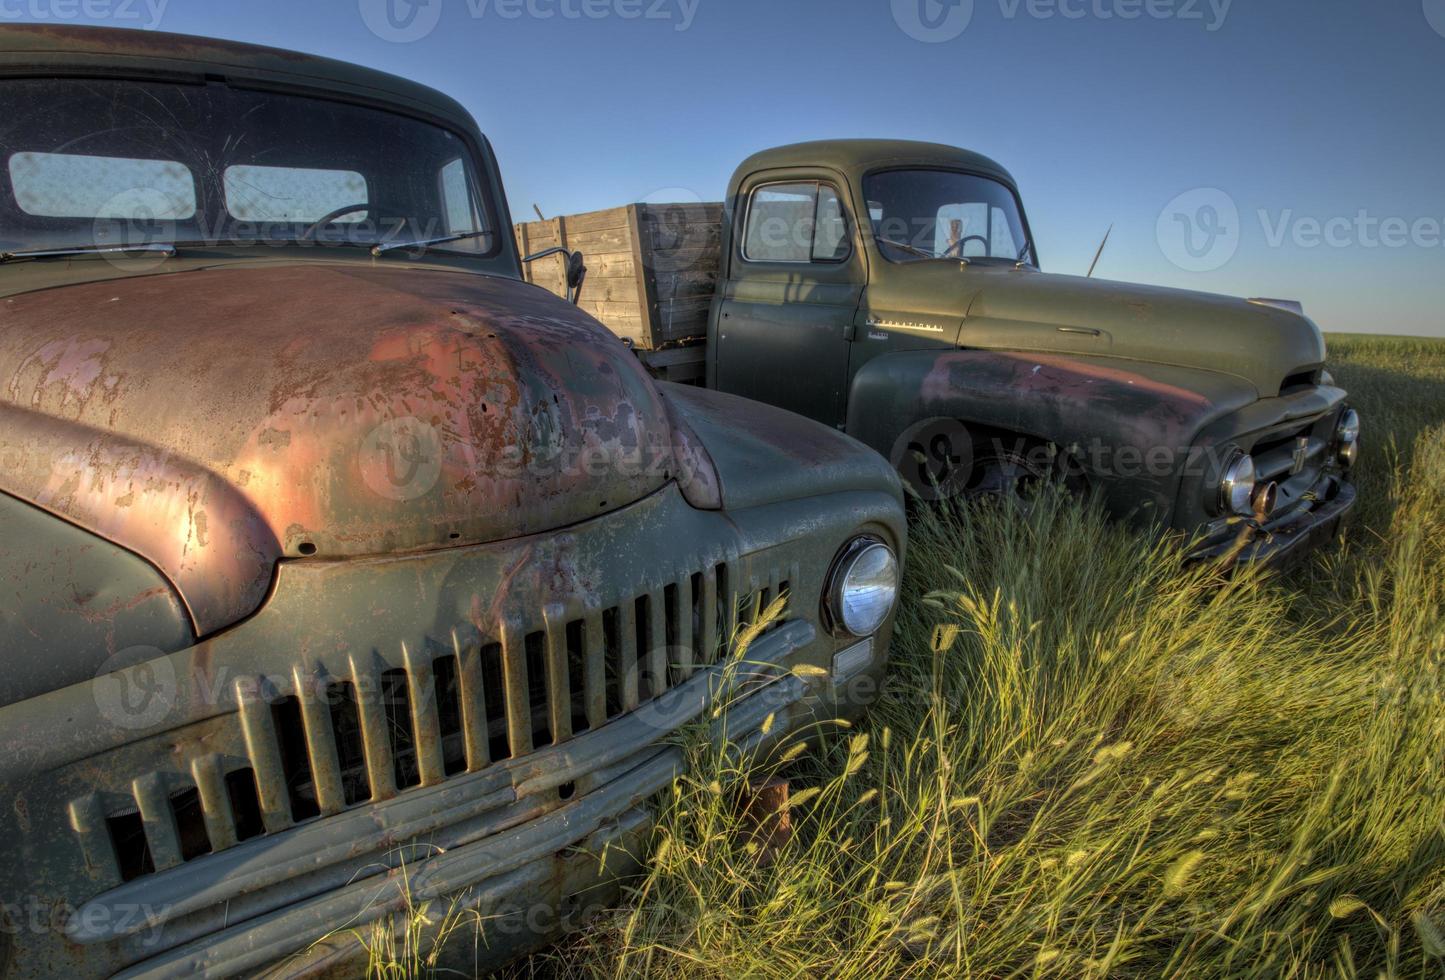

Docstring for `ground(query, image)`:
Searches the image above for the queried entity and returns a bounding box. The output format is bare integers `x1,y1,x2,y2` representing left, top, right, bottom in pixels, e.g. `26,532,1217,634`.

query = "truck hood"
959,267,1327,396
0,264,695,636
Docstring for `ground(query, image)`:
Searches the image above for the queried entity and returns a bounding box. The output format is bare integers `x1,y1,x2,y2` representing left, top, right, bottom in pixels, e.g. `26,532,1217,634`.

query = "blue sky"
4,0,1442,336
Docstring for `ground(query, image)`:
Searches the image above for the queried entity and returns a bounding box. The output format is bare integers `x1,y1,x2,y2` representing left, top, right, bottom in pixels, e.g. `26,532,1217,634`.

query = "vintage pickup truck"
0,26,906,978
518,141,1361,563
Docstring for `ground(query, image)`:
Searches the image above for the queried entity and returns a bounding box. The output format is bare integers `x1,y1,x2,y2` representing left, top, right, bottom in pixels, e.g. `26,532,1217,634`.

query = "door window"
742,180,851,263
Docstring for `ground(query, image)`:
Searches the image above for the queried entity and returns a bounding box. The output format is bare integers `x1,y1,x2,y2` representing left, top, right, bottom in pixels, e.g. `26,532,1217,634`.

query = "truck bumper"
1188,475,1357,568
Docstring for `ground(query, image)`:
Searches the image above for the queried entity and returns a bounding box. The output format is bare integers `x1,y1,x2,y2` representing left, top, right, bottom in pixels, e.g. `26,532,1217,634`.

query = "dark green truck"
0,27,905,977
540,141,1361,564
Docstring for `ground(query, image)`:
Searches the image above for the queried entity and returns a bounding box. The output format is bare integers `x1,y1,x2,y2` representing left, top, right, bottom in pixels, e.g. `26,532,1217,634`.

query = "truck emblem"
1291,437,1310,476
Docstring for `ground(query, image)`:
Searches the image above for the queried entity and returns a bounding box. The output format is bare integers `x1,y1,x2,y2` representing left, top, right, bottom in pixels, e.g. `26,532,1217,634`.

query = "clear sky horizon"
3,0,1441,336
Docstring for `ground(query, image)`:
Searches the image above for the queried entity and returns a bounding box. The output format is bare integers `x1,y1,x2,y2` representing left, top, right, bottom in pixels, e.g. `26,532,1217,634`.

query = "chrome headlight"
1219,452,1257,516
826,538,899,638
1335,409,1360,467
1336,409,1360,446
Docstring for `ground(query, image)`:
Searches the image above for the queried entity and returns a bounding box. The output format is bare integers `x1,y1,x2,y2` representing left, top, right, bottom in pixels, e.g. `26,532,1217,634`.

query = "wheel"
964,439,1088,502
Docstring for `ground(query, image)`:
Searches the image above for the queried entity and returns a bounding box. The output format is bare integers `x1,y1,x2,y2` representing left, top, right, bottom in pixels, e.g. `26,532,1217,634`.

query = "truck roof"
733,139,1018,190
0,24,475,134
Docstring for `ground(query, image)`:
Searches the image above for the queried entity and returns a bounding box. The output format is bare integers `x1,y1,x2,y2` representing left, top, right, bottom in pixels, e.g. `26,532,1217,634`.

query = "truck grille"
69,556,798,887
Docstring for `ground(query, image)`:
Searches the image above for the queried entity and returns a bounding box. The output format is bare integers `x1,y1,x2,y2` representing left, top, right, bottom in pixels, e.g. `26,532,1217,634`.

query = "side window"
813,185,849,261
989,205,1019,257
742,180,851,263
8,152,196,220
223,165,368,223
439,157,480,234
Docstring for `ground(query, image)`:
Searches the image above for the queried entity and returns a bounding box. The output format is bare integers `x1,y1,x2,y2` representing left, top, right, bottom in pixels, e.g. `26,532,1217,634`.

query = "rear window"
223,165,369,224
8,151,197,220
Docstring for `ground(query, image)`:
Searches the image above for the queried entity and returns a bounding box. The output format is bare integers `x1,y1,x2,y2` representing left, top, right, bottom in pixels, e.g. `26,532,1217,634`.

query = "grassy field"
489,335,1444,979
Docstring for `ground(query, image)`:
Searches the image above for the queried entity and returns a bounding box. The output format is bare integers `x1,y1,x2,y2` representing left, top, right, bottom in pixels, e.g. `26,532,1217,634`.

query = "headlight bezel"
1218,450,1257,517
1336,408,1360,446
824,536,900,639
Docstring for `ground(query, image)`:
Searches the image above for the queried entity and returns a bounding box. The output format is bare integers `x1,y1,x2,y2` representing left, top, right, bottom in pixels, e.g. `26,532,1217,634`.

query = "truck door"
712,175,865,428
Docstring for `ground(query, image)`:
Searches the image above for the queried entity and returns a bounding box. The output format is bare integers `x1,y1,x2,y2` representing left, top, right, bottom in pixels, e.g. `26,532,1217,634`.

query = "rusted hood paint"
959,267,1328,396
0,264,690,636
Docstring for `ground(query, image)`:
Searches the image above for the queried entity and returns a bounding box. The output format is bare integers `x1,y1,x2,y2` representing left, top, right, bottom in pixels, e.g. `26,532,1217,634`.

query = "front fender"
660,383,904,514
845,349,1258,524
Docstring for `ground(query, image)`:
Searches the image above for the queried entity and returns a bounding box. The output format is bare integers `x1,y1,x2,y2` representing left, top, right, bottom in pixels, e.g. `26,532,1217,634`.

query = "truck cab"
708,139,1359,562
0,28,905,977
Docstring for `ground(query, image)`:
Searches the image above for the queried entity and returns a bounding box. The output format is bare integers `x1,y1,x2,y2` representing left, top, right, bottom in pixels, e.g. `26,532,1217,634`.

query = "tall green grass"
514,337,1444,979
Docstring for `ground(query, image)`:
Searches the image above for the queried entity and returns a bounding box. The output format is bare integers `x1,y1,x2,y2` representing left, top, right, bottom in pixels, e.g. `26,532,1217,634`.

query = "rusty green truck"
0,27,907,977
519,140,1361,564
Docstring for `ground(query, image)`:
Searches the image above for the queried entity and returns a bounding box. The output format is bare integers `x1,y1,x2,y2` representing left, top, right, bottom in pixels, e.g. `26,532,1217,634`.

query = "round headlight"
1219,452,1257,516
1336,409,1360,447
827,539,899,638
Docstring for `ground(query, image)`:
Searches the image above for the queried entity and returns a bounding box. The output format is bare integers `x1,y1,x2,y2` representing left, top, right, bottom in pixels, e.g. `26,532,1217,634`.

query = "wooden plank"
518,206,630,238
651,270,718,303
629,203,662,351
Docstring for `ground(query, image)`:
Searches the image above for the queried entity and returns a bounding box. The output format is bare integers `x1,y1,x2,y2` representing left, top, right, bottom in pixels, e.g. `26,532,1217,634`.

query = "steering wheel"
300,203,373,241
940,235,989,260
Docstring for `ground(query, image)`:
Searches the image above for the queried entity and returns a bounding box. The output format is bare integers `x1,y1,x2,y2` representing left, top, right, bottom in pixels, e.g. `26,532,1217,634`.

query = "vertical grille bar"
702,565,719,666
403,643,446,787
583,609,607,730
68,794,121,887
455,631,491,773
646,587,668,698
676,574,696,681
500,620,534,757
293,667,344,816
618,598,640,712
235,680,293,832
543,604,573,744
132,774,182,872
349,655,397,802
191,754,238,852
716,560,737,661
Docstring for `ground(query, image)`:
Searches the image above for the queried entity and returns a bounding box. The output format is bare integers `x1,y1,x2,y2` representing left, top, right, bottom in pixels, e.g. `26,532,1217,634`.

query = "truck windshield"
0,77,494,258
865,169,1031,265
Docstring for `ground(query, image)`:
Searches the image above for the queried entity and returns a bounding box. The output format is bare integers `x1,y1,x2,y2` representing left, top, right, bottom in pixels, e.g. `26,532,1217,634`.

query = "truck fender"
845,349,1258,521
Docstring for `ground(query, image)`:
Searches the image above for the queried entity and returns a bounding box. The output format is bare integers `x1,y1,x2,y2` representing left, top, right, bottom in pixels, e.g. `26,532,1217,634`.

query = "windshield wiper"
876,236,941,260
371,230,491,256
0,243,177,265
1015,238,1036,268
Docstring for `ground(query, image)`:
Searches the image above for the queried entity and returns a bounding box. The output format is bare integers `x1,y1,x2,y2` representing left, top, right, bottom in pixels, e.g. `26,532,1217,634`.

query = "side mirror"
521,246,588,305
